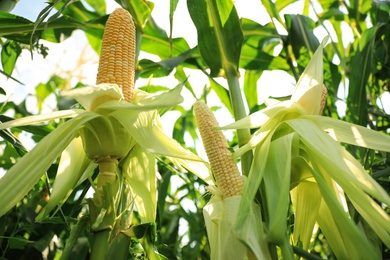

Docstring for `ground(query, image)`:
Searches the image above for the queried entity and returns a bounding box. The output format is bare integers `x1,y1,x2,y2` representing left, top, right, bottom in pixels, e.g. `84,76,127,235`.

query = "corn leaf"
291,156,350,258
95,82,184,113
262,133,297,246
1,39,21,76
0,109,82,130
233,196,271,259
346,27,376,126
141,18,189,59
117,0,152,29
187,0,243,76
309,157,379,259
0,112,100,216
308,115,390,152
112,110,212,183
123,144,156,223
290,36,327,115
287,118,390,205
290,157,321,250
203,195,247,260
287,119,390,249
37,137,94,221
218,102,289,130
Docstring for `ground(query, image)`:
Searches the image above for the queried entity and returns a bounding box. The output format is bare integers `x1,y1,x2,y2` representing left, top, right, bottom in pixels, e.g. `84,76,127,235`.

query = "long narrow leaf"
187,0,243,76
308,115,390,152
0,109,82,130
37,137,93,221
0,112,99,216
123,144,156,223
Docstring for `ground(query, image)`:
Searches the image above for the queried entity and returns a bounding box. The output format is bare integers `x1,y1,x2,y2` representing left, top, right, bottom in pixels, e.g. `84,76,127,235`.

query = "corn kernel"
319,85,327,115
96,8,136,102
194,101,243,197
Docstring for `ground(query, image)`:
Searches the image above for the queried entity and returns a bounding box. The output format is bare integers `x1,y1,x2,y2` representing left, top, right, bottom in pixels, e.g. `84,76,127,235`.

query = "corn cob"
319,85,327,115
96,8,136,102
194,101,243,197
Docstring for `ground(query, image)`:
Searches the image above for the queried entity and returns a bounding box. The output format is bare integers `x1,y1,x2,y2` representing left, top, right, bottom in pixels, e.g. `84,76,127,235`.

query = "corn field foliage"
0,0,390,259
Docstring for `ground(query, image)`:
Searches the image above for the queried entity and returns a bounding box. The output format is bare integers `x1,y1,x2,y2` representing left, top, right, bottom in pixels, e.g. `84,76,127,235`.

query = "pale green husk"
0,82,211,221
221,37,390,258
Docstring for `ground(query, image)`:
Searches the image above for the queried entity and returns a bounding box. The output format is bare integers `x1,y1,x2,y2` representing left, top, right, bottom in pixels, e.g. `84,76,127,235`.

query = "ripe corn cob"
319,85,327,115
194,101,243,197
96,8,136,102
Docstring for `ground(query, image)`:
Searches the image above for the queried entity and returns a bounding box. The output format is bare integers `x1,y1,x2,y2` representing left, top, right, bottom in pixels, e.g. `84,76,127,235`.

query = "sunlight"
351,125,367,147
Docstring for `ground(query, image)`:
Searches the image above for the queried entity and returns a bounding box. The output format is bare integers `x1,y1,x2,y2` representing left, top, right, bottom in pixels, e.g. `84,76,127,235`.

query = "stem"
90,229,111,260
90,157,119,259
280,238,294,260
225,67,253,176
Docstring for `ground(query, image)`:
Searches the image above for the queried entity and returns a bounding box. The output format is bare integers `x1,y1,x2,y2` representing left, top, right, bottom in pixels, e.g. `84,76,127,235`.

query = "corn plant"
0,0,390,259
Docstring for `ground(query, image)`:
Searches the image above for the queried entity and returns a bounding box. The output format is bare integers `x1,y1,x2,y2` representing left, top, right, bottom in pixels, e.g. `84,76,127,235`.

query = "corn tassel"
194,101,243,197
96,8,136,102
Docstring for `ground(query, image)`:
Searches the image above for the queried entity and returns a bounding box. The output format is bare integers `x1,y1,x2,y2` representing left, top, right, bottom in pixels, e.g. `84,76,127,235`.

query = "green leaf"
0,69,24,84
261,0,285,27
287,118,390,205
142,18,190,58
37,137,93,221
308,115,390,152
116,0,153,29
61,215,90,260
290,158,321,250
209,78,233,114
346,27,376,126
309,159,379,259
0,12,33,35
94,82,184,113
0,112,99,217
262,133,296,247
0,114,54,136
112,109,212,184
187,0,243,76
6,236,31,250
169,0,179,40
138,50,191,78
286,119,390,249
60,1,105,38
1,40,21,76
174,66,196,98
0,127,27,155
285,14,320,71
0,7,104,44
0,110,81,130
240,45,290,71
123,144,157,223
233,197,271,259
275,0,298,12
243,70,261,111
203,196,248,259
85,0,106,15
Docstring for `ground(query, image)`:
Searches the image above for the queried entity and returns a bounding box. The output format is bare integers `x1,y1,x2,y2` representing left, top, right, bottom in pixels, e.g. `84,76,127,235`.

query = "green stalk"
90,157,119,260
225,67,253,176
90,229,111,260
280,238,294,260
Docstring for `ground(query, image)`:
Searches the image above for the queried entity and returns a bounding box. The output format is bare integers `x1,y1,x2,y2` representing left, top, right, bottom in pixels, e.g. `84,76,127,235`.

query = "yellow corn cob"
319,85,327,115
194,101,243,197
96,8,136,102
